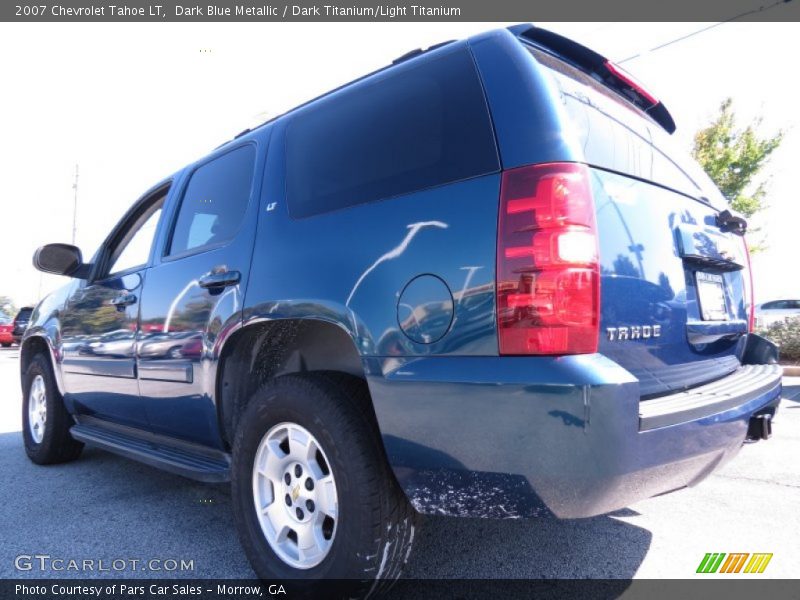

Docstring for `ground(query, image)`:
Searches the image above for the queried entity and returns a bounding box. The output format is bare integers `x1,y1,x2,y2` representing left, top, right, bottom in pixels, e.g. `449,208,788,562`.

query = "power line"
618,0,793,64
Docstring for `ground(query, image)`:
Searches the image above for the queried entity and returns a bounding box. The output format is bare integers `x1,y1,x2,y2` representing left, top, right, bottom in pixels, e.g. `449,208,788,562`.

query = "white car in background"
755,299,800,328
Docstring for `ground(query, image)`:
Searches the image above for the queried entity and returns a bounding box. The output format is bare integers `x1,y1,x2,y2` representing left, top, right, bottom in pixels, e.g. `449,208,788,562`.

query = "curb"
782,365,800,377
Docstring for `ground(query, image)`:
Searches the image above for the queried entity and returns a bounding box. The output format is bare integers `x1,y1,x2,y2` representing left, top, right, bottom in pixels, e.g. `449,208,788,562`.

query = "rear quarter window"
285,47,499,218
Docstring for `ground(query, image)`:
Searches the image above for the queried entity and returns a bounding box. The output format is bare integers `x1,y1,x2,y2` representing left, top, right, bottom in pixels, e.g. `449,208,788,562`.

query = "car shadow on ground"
405,509,648,580
0,429,652,583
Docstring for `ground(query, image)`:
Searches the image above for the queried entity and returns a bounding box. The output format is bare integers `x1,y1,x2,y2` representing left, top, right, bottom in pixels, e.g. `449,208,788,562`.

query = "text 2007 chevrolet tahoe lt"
21,24,781,594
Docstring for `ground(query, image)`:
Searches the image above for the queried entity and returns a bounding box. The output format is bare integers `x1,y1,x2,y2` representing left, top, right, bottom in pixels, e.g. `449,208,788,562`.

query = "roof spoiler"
508,24,676,134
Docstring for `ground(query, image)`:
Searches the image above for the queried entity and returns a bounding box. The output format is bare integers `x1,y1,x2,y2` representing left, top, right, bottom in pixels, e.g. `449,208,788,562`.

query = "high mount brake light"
604,60,659,106
497,163,600,355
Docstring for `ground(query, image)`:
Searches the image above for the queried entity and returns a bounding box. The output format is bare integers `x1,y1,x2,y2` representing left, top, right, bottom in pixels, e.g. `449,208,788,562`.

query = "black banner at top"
3,0,800,22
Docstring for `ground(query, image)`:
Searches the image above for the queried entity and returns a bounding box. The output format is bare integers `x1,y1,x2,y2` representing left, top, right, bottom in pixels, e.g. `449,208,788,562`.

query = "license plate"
696,272,728,321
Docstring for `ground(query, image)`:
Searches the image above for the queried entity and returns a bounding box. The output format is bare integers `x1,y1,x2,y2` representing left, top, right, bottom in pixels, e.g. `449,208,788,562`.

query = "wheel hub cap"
252,422,338,569
28,374,47,444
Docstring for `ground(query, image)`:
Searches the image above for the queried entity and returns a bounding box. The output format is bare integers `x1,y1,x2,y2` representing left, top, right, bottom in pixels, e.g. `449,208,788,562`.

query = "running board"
70,421,231,483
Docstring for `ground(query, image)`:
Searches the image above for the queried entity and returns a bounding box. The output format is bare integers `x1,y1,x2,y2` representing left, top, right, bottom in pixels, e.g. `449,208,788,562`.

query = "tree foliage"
0,296,16,319
757,317,800,363
692,98,783,218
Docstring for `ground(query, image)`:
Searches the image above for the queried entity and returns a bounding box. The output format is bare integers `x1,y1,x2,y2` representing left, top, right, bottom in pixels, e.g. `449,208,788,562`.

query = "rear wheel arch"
216,318,377,447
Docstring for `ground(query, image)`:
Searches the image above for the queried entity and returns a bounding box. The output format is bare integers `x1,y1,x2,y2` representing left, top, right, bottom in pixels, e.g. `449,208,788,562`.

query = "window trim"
90,182,171,283
161,141,258,263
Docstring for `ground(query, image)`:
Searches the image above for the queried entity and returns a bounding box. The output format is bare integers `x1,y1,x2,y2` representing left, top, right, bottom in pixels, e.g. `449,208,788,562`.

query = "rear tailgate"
521,38,751,398
592,166,748,397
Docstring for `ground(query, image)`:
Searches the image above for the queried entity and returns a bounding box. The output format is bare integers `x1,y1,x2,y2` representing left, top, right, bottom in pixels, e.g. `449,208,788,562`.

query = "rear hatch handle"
676,224,744,272
715,209,748,236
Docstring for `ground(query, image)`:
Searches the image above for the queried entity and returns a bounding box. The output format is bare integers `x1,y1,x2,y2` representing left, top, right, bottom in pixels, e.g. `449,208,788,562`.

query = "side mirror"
33,244,90,278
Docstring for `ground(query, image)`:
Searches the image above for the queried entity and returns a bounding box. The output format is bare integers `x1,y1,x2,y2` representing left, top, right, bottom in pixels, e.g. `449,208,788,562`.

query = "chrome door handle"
110,293,137,310
198,270,241,290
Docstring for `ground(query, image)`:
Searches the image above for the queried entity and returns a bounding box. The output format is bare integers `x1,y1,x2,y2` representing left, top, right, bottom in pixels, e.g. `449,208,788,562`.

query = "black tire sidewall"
22,354,58,459
22,352,82,464
231,375,383,584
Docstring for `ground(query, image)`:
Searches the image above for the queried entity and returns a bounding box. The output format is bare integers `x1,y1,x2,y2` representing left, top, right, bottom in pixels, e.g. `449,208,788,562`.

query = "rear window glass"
526,43,708,202
285,48,499,218
525,44,632,113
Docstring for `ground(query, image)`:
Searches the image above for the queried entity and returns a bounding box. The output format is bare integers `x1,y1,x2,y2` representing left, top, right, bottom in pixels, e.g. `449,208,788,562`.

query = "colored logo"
696,553,773,574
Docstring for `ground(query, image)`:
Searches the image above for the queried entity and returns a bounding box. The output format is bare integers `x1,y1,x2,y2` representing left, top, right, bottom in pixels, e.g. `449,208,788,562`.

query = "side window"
107,195,166,276
168,145,256,257
285,47,499,218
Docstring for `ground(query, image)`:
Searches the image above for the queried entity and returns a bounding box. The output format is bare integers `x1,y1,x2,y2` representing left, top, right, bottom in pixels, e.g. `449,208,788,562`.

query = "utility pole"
71,164,79,245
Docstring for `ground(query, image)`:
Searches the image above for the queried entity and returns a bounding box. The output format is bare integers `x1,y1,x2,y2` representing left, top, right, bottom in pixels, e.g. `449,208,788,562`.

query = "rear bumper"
366,354,782,519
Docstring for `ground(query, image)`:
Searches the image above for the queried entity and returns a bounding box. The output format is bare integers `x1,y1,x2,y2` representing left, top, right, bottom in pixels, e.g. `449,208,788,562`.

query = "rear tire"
1,342,11,348
22,353,83,464
231,372,418,597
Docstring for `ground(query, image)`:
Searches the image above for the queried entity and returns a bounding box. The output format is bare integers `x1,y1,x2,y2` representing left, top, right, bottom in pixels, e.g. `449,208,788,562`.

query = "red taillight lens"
497,163,600,355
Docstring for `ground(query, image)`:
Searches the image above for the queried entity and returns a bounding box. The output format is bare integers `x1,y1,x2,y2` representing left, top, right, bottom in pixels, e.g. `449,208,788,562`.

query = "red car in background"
0,315,14,347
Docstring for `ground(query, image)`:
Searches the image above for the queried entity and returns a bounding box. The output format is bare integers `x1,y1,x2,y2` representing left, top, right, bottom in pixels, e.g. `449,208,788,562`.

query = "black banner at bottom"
4,579,800,600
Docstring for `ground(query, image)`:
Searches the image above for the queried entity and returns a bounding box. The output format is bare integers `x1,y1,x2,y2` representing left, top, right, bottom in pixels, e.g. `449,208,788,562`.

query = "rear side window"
168,145,256,257
285,48,499,218
765,300,795,310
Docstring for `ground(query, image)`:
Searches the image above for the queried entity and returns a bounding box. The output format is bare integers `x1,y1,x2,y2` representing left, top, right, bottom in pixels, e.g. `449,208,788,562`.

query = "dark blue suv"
21,25,781,592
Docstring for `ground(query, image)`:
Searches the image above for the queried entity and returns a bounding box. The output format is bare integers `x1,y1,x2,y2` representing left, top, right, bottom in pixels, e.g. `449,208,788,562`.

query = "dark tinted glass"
286,48,499,218
169,145,256,256
16,308,32,321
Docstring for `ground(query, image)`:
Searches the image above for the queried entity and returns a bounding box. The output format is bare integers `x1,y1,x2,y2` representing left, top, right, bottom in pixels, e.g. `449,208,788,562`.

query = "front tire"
231,373,417,597
22,353,83,464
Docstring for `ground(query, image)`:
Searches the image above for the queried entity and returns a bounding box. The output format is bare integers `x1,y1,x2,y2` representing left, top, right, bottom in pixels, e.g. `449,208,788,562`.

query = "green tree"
0,296,16,319
692,98,783,219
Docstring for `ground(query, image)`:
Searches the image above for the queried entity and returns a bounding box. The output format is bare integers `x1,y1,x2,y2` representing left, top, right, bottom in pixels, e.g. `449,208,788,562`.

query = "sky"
0,20,798,311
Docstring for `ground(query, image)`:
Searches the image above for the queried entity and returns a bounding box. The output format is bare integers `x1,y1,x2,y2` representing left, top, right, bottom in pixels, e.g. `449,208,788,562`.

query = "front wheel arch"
20,335,63,395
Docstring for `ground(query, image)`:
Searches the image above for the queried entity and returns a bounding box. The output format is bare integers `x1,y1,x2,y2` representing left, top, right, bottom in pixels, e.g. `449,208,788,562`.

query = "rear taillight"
744,237,755,332
497,162,600,355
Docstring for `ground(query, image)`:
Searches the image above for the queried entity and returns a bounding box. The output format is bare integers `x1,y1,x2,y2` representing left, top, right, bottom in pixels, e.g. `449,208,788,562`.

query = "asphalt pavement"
0,345,797,580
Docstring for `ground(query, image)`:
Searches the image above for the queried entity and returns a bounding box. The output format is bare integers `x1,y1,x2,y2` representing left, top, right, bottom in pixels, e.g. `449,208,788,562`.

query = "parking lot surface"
0,345,797,579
